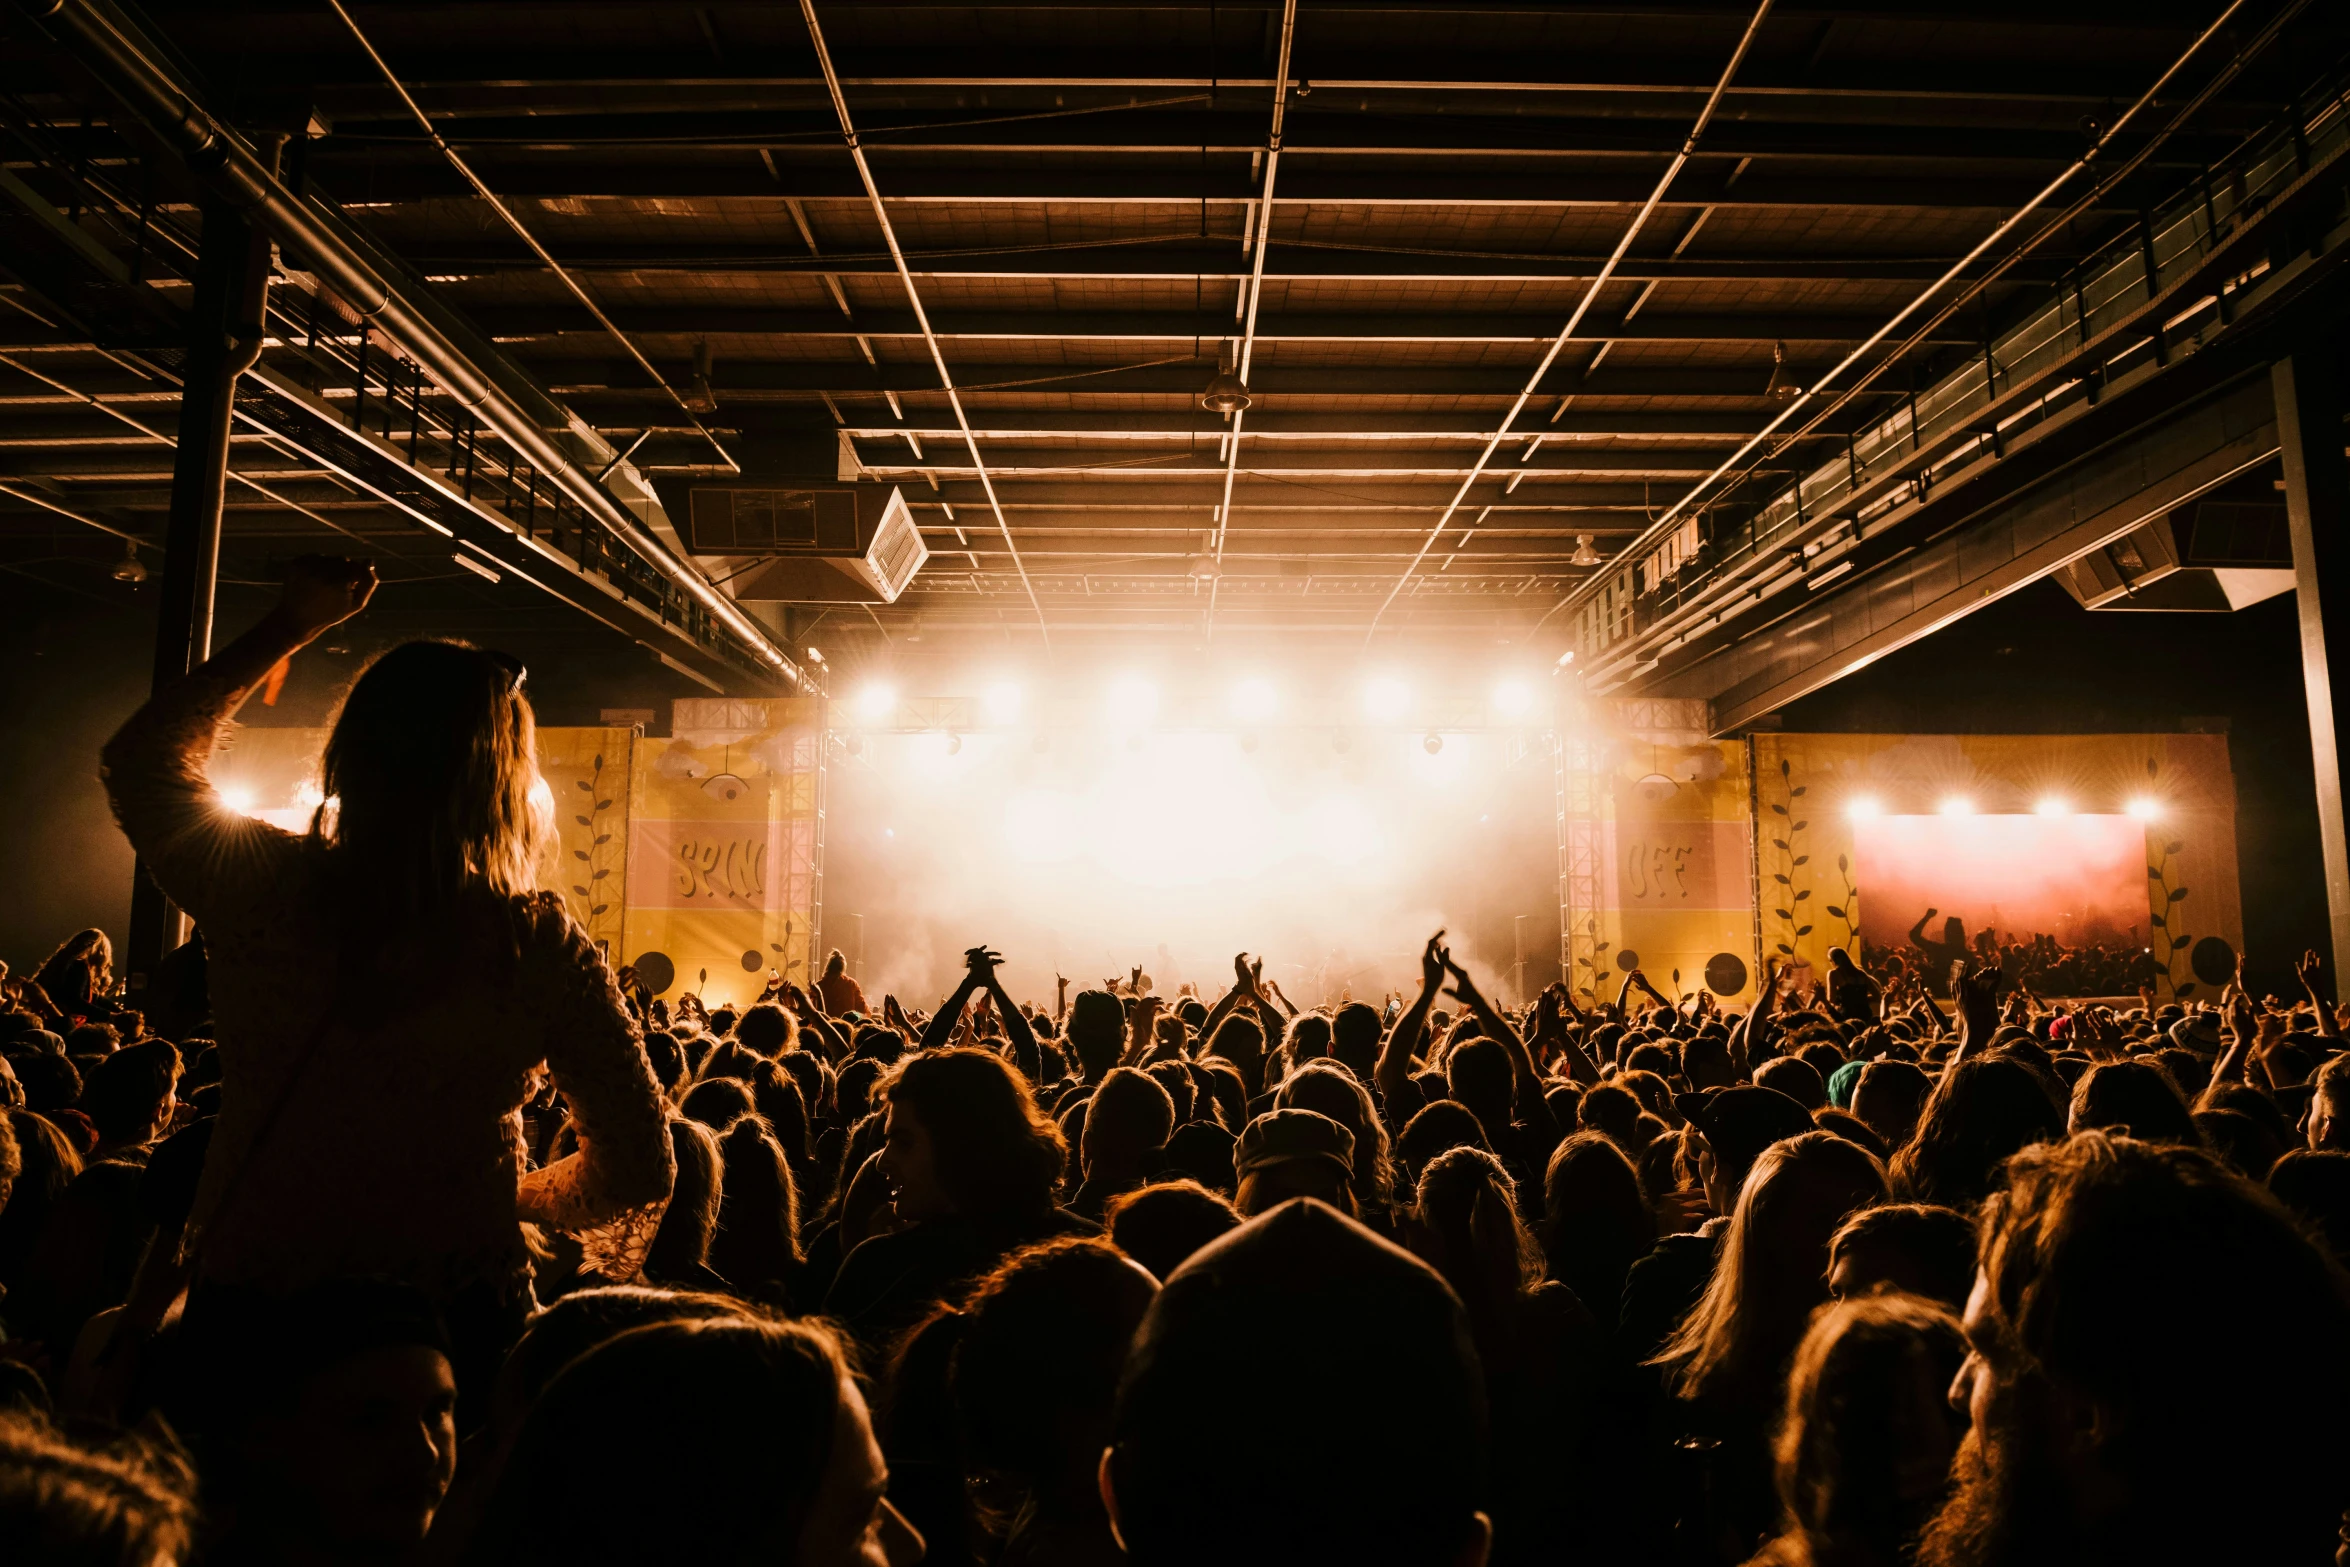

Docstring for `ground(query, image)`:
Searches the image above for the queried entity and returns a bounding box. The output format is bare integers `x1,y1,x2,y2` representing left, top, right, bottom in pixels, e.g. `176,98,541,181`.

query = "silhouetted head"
1923,1134,2350,1567
320,641,540,921
1109,1199,1489,1567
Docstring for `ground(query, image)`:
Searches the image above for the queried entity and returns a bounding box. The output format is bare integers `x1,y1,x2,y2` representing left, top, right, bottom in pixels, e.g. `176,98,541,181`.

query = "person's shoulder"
1629,1230,1717,1273
505,891,603,966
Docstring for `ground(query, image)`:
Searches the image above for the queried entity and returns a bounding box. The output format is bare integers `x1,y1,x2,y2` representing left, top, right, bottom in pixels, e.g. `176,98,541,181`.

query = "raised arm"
2296,950,2340,1040
1443,955,1560,1145
1542,985,1602,1086
1379,933,1446,1116
100,557,377,929
787,982,851,1061
1953,963,2001,1064
982,966,1041,1082
920,969,984,1053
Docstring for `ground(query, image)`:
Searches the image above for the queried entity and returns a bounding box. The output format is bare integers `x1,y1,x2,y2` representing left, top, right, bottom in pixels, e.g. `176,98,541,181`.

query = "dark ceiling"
4,0,2346,673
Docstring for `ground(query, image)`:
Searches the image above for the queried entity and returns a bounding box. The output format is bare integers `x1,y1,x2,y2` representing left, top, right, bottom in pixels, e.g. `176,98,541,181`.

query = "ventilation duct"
2054,495,2293,612
684,483,927,603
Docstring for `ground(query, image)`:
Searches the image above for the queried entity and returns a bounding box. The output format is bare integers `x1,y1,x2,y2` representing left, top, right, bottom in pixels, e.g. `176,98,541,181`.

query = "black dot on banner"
632,951,676,996
1705,952,1749,996
1615,949,1641,973
741,949,764,972
2190,937,2237,988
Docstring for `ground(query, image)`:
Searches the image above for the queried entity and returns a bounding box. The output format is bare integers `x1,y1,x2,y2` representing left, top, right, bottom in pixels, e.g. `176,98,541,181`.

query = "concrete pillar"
2274,347,2350,991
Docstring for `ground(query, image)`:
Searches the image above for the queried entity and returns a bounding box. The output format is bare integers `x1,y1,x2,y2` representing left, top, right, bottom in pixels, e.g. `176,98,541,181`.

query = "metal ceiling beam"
240,108,2205,163
471,306,1980,347
796,0,1051,645
266,164,2145,210
15,0,808,689
383,245,2079,285
1365,0,1778,640
535,361,1879,399
1203,0,1299,638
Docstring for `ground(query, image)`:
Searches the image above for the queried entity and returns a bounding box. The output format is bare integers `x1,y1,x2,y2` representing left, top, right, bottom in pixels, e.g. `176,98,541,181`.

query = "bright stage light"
218,785,256,815
1362,676,1411,723
1492,679,1538,720
1422,732,1444,755
854,682,897,723
1939,796,1973,816
1231,676,1279,724
1847,796,1881,821
1106,674,1159,726
982,680,1023,723
2126,796,2162,820
527,777,554,821
2036,796,2070,817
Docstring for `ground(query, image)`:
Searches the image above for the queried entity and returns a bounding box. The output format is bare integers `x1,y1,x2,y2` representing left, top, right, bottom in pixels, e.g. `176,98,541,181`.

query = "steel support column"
2274,347,2350,989
125,197,268,990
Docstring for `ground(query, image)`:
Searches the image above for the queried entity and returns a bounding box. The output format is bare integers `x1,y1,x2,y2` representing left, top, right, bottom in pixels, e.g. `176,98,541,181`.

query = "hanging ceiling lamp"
1199,340,1251,415
685,340,719,414
1570,534,1602,567
1765,340,1803,402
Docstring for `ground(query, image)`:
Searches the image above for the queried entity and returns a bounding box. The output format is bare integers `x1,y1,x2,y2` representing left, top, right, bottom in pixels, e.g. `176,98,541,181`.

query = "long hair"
1540,1131,1657,1330
33,930,111,1012
1891,1057,2063,1209
643,1119,723,1283
1413,1146,1544,1315
1953,1134,2350,1565
317,641,543,929
881,1048,1066,1220
1769,1293,1967,1567
1655,1131,1888,1416
709,1116,802,1291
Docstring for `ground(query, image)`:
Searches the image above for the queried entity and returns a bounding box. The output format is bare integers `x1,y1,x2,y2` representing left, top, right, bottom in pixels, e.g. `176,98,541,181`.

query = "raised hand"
274,554,379,640
1420,930,1449,995
965,946,1004,977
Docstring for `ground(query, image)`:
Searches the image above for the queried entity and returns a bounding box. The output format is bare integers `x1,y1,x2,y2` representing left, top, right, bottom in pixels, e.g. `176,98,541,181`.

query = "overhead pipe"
19,0,805,686
1201,0,1299,642
1362,0,1777,644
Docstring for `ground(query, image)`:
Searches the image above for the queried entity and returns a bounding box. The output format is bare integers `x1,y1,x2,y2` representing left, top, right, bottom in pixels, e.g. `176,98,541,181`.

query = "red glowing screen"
1853,813,2148,951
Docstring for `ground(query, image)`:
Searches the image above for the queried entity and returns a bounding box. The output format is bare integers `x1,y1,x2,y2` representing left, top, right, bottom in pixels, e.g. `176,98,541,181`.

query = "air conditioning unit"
2054,496,2293,613
683,483,927,603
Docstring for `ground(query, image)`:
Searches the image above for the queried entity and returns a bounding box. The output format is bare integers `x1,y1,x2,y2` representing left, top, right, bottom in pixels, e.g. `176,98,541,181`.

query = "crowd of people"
0,559,2347,1567
1865,918,2159,1002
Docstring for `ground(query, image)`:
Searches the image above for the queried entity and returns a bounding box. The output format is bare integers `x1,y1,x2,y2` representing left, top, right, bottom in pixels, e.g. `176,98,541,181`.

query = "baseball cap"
1234,1108,1354,1182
